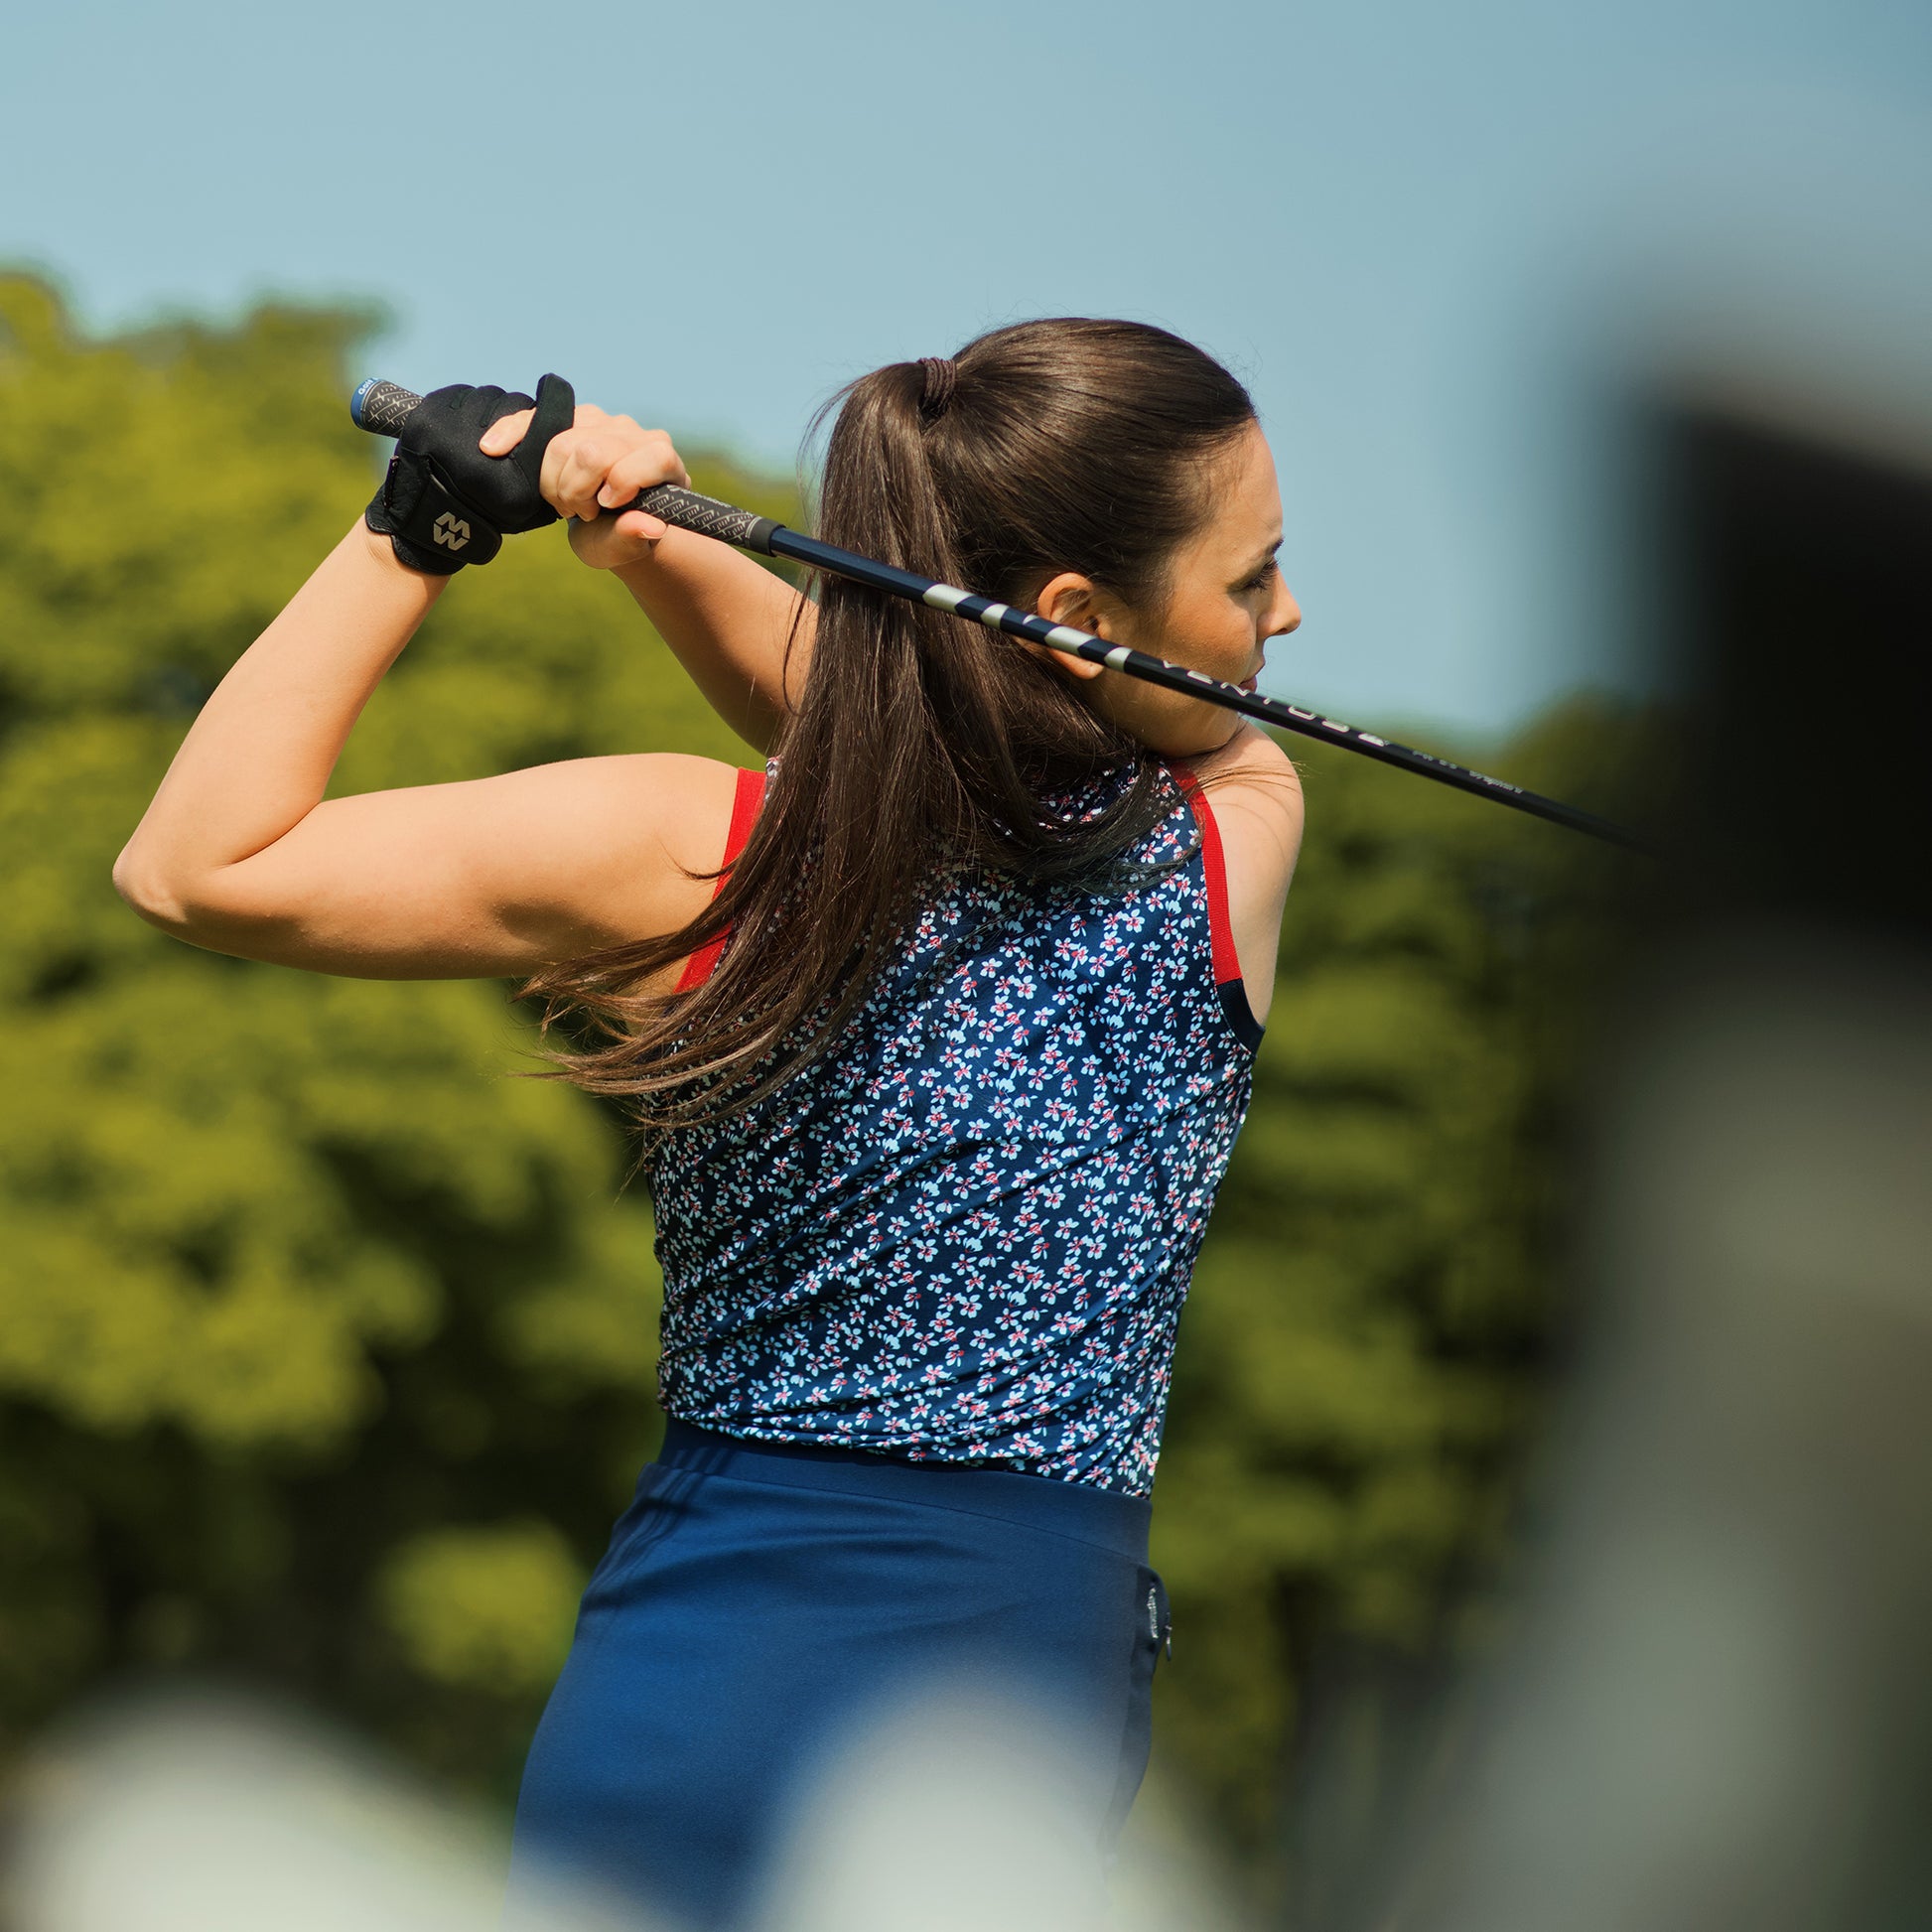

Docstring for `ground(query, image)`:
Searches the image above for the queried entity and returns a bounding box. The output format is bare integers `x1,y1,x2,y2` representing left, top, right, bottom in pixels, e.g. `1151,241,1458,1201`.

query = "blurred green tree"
0,272,781,1786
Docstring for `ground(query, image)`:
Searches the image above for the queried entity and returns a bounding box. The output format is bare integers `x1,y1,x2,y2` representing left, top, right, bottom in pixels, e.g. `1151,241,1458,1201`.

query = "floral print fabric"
645,767,1258,1497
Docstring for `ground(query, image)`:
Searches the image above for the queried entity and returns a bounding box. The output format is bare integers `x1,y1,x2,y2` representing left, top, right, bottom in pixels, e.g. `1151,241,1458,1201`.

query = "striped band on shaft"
916,584,1130,672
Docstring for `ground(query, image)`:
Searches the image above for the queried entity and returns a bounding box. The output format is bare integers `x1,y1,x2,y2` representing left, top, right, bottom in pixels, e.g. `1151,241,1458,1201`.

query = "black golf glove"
365,372,577,575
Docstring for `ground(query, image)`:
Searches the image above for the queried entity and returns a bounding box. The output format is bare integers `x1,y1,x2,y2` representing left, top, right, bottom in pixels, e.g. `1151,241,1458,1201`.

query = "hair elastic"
917,356,958,422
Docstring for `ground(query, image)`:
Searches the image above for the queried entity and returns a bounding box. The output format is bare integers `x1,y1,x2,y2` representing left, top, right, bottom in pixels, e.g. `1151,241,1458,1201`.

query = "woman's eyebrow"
1237,536,1284,574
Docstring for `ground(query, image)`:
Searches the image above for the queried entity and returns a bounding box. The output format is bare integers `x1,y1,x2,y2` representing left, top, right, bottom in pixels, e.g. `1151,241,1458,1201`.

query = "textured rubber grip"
350,379,423,436
633,484,780,555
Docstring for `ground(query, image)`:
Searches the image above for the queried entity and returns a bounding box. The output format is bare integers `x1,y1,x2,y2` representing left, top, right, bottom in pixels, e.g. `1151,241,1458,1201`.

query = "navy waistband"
655,1420,1152,1563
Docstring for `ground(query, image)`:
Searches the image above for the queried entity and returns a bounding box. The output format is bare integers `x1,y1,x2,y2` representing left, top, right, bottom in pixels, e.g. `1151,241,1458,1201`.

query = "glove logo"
432,511,471,551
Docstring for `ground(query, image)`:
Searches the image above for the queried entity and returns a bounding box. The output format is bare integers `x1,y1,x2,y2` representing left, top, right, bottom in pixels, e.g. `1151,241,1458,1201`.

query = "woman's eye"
1239,561,1277,593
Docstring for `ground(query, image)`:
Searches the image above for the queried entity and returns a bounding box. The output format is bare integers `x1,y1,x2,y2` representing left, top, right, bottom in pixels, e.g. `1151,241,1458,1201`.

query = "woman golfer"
115,318,1304,1927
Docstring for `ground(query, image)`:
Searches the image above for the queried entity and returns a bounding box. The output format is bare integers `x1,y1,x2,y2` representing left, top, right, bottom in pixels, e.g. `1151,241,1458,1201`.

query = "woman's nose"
1272,583,1303,636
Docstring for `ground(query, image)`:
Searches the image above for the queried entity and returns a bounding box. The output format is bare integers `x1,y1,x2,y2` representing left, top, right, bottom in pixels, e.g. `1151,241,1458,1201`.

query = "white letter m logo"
432,511,471,551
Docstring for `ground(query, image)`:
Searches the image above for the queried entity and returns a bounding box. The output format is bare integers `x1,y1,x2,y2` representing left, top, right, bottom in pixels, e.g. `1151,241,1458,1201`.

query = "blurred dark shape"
1304,392,1932,1930
1418,939,1932,1932
1276,1638,1460,1932
1665,402,1932,944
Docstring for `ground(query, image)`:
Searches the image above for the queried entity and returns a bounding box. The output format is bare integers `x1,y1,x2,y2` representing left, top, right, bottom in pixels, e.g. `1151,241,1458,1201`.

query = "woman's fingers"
597,433,692,509
546,444,608,522
474,403,685,534
479,401,608,487
541,414,635,520
556,431,688,525
566,509,666,569
541,438,605,521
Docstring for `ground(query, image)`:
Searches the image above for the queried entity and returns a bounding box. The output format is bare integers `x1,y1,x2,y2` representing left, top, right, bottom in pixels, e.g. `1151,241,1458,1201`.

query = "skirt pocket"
1103,1563,1171,1843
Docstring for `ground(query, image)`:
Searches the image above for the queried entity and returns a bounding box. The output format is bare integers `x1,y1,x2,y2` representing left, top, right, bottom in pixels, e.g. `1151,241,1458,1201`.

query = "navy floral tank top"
645,761,1263,1496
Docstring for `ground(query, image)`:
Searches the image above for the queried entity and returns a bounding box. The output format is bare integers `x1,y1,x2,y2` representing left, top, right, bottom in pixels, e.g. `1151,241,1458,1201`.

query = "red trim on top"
722,764,766,866
672,766,767,994
1166,761,1243,988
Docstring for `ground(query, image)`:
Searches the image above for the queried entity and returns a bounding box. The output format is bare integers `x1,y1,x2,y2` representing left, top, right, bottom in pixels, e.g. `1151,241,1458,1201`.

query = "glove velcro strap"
368,457,503,575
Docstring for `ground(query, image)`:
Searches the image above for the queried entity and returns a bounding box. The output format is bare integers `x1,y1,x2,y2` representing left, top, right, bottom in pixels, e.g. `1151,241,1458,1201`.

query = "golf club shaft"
351,378,1647,851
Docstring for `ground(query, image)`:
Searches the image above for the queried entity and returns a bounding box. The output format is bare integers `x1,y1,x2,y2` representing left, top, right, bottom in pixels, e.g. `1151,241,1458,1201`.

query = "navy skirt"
509,1421,1170,1929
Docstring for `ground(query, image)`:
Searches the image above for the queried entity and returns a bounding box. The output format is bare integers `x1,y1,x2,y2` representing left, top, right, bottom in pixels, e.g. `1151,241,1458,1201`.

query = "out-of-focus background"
4,3,1930,1925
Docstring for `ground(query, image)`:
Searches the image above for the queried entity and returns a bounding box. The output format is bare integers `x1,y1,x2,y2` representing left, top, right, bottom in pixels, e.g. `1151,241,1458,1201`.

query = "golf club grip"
347,379,782,555
628,484,782,554
349,378,421,438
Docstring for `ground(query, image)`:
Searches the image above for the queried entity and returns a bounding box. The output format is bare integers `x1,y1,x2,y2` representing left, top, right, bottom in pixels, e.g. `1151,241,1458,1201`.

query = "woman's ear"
1029,570,1108,682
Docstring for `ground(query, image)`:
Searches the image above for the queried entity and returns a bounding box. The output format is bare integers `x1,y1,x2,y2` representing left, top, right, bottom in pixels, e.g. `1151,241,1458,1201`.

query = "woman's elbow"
111,839,189,928
111,847,305,961
111,842,231,941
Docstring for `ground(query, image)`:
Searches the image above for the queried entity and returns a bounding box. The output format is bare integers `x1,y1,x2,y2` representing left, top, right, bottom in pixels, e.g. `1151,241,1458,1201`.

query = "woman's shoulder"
1184,726,1303,842
1185,721,1303,801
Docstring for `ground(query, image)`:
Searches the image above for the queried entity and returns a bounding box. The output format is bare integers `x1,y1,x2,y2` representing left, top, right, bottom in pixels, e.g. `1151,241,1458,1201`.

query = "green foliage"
0,272,775,1787
1,272,1643,1874
375,1522,584,1696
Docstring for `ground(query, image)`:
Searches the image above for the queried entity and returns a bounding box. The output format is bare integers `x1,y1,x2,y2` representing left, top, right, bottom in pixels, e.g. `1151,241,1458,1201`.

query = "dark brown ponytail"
526,319,1256,1150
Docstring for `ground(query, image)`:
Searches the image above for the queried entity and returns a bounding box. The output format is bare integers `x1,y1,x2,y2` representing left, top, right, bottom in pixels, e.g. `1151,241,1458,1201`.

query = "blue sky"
7,0,1931,738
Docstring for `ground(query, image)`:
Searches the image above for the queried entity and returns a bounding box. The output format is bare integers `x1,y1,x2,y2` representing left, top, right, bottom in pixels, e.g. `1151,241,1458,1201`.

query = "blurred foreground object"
1363,385,1932,1928
5,1687,1246,1932
753,1685,1245,1932
1403,940,1932,1931
7,1694,655,1932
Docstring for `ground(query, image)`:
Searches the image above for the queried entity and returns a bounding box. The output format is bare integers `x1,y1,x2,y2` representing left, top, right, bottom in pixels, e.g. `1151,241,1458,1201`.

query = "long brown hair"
525,318,1256,1148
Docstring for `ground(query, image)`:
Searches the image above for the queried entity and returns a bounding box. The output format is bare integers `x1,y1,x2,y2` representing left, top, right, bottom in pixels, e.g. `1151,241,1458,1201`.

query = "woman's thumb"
479,408,533,456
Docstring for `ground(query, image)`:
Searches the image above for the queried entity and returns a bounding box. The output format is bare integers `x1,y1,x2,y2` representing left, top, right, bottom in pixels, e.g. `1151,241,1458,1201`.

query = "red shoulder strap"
672,766,767,994
721,764,766,868
1166,761,1242,990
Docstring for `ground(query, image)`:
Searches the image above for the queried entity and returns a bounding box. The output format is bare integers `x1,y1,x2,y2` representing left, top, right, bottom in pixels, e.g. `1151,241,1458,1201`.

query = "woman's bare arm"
114,519,743,979
483,403,816,754
610,528,810,752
